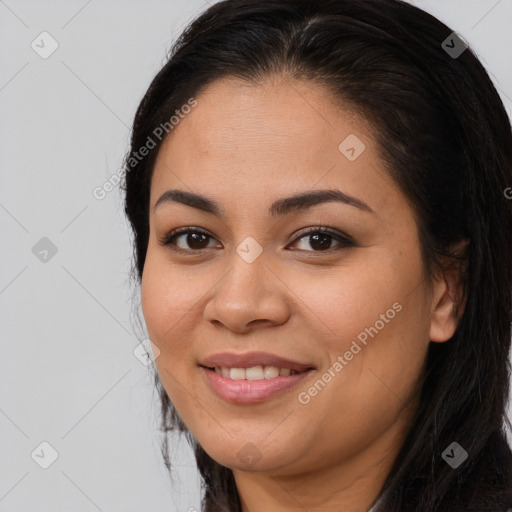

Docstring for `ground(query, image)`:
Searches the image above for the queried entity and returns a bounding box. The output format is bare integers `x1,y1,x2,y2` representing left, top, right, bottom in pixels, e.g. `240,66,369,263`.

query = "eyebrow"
154,188,375,217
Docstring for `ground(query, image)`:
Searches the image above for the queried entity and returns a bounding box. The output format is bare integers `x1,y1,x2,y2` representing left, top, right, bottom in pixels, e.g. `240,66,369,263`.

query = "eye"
158,226,355,254
288,226,355,253
158,227,218,252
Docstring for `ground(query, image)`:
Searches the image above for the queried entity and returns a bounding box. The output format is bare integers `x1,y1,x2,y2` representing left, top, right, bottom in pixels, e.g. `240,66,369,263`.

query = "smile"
200,366,315,404
211,365,302,380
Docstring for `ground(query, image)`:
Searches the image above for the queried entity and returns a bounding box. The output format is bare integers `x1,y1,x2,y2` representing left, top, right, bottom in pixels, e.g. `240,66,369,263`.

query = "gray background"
1,1,511,511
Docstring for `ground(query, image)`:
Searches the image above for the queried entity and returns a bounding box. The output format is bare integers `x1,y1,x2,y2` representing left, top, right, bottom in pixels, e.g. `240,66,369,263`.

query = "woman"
122,0,512,510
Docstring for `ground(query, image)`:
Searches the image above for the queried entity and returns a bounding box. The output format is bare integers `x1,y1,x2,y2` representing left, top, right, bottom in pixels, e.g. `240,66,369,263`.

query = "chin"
198,436,301,474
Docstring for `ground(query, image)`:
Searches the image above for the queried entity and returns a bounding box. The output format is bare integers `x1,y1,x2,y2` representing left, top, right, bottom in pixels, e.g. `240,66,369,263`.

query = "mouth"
198,352,316,404
199,351,315,375
201,365,312,380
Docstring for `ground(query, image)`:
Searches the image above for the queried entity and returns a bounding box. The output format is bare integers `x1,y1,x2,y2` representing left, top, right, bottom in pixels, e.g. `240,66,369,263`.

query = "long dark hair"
122,0,512,510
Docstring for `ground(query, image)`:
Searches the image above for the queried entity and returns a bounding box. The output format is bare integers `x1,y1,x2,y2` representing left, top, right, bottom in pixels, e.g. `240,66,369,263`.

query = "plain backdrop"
1,1,511,511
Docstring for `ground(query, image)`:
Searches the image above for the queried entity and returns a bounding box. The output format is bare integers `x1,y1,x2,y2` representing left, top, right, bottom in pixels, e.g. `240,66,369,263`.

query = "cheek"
140,253,198,410
290,291,429,463
330,294,428,423
141,246,195,335
140,259,168,340
287,253,405,340
293,250,429,408
140,245,214,381
140,249,191,361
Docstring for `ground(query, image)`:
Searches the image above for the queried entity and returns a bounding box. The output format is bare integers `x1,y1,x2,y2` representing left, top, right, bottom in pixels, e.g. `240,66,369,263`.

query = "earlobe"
429,240,469,343
429,275,461,343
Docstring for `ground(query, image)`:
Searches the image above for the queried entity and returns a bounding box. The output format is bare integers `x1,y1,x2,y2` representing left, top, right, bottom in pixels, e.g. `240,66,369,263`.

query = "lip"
199,351,315,373
200,366,315,404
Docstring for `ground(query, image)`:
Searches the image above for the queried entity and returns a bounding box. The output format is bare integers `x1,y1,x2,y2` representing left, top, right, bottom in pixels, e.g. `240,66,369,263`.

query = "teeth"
213,365,300,380
246,366,264,380
230,368,246,380
264,366,280,379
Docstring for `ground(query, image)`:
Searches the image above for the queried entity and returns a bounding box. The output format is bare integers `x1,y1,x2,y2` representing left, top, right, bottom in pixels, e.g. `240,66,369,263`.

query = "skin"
140,75,465,512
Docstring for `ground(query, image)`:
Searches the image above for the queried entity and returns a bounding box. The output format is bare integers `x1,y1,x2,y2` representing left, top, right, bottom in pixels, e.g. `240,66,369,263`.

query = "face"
141,76,457,481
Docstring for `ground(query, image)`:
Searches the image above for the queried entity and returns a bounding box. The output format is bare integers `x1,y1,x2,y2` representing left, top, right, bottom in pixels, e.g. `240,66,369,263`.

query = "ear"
429,239,469,343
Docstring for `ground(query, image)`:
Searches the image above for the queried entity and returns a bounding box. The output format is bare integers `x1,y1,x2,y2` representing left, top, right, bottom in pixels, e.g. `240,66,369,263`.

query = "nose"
203,249,290,334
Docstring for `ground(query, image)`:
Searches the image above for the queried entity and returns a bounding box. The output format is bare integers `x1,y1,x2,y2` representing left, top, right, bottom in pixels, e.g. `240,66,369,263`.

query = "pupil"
189,232,208,249
310,233,331,251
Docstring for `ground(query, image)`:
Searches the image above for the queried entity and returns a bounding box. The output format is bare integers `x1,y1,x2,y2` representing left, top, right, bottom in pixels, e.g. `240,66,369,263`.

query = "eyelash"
158,225,355,255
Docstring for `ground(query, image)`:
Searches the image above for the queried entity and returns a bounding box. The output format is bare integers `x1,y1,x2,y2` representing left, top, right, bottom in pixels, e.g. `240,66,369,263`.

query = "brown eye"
288,227,354,253
159,228,217,252
158,226,354,255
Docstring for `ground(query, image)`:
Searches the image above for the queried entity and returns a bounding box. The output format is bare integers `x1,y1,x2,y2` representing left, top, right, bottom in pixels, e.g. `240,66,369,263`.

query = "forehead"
163,76,363,164
150,76,398,218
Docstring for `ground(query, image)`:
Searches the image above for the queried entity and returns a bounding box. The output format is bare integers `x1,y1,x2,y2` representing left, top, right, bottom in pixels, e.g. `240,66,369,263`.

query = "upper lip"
200,351,315,372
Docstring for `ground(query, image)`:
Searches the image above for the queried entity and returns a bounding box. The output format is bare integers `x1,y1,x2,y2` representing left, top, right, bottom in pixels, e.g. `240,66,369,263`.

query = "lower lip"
201,367,314,404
